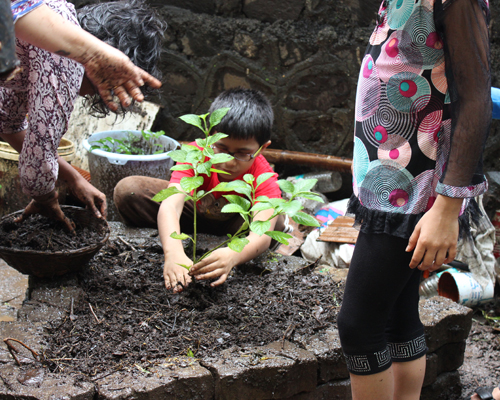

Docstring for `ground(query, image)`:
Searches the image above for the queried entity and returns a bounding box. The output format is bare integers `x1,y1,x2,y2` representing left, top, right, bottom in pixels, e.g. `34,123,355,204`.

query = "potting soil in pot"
0,209,104,251
42,238,344,377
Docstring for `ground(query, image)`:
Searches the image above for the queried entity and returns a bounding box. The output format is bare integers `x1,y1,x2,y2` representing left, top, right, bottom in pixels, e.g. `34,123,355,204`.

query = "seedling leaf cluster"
89,130,166,155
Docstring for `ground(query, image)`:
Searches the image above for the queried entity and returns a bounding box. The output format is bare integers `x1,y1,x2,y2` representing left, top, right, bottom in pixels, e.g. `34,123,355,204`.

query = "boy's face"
211,136,271,182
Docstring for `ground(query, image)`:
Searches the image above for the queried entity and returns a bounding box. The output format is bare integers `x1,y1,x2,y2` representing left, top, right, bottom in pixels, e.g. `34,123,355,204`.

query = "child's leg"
113,176,169,227
337,232,426,400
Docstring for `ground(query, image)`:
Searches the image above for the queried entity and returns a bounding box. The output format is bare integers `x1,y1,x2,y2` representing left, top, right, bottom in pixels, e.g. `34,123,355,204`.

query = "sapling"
152,108,323,271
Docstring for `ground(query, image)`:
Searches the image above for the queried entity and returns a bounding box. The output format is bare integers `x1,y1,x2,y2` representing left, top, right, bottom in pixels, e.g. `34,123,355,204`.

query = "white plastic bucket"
82,130,179,165
83,130,180,221
438,270,494,307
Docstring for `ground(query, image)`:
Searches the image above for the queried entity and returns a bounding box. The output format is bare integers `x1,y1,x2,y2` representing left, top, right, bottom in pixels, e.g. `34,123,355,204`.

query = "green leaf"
170,164,194,171
250,202,273,212
152,186,184,202
187,348,195,357
277,179,295,194
210,168,230,175
255,195,271,202
243,174,255,184
293,178,318,194
171,232,191,240
186,149,203,165
223,195,251,211
292,212,321,227
228,237,249,253
196,161,213,176
179,114,203,130
256,172,276,187
203,146,215,158
209,107,231,128
195,138,209,149
211,182,231,192
224,181,252,199
221,203,247,214
210,153,234,164
180,176,204,193
278,200,303,215
207,132,228,146
265,230,292,245
295,193,325,203
168,149,188,163
250,220,271,236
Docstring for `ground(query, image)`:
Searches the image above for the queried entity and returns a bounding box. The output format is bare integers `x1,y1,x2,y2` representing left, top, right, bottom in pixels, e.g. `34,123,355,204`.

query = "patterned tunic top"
348,0,491,238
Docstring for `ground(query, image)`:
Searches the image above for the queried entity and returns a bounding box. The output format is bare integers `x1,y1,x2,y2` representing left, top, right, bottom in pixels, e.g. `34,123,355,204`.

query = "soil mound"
43,238,344,377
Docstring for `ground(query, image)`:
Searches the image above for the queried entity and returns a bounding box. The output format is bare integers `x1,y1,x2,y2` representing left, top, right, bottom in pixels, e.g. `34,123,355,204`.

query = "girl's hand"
189,248,237,287
406,195,462,272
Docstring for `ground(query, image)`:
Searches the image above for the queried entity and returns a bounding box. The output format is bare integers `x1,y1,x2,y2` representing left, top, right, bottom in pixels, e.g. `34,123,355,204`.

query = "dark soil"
42,238,344,378
0,208,104,251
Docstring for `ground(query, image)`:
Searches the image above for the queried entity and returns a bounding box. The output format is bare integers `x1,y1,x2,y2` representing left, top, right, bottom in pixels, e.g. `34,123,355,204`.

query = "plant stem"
192,194,198,265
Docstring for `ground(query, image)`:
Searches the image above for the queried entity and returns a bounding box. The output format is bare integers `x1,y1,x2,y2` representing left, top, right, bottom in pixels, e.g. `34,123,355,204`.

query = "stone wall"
70,0,500,171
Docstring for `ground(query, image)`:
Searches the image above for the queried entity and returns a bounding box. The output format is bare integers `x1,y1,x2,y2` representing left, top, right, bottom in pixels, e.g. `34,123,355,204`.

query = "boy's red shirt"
169,142,281,200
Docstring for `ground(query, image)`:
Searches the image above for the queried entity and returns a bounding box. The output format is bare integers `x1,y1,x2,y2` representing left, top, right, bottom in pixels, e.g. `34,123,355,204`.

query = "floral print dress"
0,0,84,197
348,0,491,238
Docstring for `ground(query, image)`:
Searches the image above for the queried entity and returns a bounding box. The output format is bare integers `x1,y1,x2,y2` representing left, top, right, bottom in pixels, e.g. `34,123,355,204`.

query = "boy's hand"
164,255,193,293
189,248,237,287
406,195,462,272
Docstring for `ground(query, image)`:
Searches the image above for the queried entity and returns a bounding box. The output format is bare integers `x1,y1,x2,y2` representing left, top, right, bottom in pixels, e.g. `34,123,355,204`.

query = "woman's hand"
80,43,162,111
69,177,107,220
406,195,462,272
18,190,75,234
14,4,161,112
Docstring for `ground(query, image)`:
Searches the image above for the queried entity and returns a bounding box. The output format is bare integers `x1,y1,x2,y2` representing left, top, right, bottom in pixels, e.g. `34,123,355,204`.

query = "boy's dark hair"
208,87,274,146
77,0,165,116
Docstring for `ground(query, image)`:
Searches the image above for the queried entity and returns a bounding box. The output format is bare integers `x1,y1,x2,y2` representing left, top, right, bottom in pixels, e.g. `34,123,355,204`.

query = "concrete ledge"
96,359,214,400
202,341,317,400
419,295,473,353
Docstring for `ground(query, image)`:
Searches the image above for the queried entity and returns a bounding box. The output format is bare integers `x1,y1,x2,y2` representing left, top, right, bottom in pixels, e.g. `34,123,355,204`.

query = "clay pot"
0,206,109,278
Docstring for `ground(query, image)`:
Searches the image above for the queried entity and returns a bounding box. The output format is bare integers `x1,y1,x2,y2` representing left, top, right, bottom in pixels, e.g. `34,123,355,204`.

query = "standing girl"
337,0,491,398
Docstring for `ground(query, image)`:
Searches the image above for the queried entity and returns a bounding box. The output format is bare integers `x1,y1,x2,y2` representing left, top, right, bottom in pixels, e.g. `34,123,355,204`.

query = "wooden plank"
318,216,358,244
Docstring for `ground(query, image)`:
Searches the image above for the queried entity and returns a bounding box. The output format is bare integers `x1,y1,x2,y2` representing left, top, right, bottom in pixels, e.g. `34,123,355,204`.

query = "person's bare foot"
471,386,500,400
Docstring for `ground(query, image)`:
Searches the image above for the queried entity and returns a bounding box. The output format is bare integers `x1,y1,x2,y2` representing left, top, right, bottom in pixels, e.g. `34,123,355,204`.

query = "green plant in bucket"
89,130,166,155
152,108,323,270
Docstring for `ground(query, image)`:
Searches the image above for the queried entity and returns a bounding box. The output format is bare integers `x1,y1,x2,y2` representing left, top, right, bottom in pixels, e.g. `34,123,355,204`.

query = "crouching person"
114,87,292,292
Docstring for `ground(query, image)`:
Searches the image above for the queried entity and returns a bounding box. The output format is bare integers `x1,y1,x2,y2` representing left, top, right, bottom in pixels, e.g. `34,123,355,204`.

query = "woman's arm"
14,4,161,111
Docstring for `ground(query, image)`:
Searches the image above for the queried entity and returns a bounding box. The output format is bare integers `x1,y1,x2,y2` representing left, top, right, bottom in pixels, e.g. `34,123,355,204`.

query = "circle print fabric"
378,134,412,167
387,71,431,113
387,0,415,30
356,55,381,122
358,160,414,213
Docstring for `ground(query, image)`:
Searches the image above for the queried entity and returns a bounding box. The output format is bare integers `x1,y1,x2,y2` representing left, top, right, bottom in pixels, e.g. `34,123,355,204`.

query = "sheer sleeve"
434,0,491,198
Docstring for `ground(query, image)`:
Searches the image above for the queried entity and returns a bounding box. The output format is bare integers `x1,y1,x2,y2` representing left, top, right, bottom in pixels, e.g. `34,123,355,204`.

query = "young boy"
114,87,289,292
